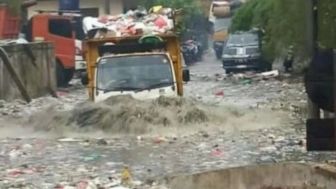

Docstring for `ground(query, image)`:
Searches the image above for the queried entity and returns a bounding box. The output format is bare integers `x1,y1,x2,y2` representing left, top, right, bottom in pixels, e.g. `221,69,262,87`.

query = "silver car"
222,32,262,73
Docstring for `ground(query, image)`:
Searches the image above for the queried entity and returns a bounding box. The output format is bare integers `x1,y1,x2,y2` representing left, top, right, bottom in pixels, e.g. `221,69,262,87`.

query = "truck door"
47,18,75,69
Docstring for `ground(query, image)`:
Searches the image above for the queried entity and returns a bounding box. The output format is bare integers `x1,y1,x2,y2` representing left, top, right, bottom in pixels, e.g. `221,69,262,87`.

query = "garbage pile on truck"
82,6,175,39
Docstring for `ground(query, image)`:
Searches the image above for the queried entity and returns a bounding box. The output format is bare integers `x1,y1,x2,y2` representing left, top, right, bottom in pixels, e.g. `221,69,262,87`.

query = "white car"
75,39,86,71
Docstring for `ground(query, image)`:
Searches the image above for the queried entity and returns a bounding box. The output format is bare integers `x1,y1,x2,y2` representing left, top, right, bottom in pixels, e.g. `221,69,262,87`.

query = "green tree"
139,0,203,35
230,0,258,32
231,0,336,61
318,0,336,49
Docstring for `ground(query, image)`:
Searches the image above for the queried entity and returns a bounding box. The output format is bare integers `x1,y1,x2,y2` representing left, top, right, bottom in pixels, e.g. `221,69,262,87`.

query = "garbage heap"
83,6,175,38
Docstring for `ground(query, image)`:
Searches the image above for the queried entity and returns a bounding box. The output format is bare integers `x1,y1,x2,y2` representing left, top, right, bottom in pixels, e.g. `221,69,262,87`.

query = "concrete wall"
0,42,56,101
165,163,336,189
28,0,124,18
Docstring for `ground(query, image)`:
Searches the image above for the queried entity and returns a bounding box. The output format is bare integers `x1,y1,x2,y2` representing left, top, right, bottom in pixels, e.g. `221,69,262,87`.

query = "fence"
0,42,56,101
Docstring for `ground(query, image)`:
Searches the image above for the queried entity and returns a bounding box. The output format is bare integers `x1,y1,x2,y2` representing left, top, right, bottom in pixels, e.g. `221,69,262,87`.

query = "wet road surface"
0,52,335,188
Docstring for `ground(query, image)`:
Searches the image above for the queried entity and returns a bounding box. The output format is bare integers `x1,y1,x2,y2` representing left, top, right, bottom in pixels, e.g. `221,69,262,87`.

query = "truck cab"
25,13,76,87
82,35,190,102
94,53,179,102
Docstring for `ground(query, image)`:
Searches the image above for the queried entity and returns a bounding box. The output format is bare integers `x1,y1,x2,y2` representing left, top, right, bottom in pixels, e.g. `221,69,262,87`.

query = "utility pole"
306,0,320,119
104,0,110,14
20,1,37,36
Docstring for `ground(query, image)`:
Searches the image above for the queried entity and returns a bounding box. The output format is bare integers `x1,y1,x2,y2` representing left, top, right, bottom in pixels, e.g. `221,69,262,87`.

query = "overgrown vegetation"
231,0,336,61
318,0,336,49
139,0,204,35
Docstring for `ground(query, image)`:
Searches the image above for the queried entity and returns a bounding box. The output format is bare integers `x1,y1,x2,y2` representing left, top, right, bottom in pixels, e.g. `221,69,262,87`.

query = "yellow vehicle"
206,1,232,59
213,17,231,59
81,34,190,102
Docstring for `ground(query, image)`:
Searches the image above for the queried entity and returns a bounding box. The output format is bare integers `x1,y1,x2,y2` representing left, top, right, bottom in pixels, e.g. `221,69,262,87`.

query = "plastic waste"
149,6,163,13
82,6,175,38
121,166,132,187
214,90,224,97
211,148,223,157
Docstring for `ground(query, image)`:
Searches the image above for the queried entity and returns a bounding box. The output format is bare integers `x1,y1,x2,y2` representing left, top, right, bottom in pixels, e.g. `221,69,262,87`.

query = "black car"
222,32,262,73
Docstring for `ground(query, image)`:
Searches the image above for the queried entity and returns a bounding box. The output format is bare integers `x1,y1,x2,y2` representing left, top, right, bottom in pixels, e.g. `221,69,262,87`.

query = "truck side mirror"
183,69,190,82
81,72,89,85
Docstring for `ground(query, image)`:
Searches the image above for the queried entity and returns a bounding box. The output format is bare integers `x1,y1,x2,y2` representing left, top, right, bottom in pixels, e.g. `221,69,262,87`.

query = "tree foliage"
231,0,336,60
138,0,204,35
318,0,336,48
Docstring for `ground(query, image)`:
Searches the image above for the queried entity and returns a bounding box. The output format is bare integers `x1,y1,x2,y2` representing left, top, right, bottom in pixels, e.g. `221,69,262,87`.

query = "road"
0,52,335,188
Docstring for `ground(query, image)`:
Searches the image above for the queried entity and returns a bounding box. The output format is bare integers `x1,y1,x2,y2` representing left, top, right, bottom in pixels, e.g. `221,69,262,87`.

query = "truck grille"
245,47,259,55
223,48,237,55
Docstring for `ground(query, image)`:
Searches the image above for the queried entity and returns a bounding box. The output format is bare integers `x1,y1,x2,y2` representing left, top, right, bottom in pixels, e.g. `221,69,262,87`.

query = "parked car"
222,32,262,73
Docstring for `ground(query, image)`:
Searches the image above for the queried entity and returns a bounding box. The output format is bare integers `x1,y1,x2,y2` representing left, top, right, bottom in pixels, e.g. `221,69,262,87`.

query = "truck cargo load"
82,7,175,39
80,7,190,102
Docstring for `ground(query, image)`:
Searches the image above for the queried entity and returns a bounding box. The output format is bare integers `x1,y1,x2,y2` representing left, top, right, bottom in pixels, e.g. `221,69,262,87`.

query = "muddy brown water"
163,163,336,189
23,95,289,137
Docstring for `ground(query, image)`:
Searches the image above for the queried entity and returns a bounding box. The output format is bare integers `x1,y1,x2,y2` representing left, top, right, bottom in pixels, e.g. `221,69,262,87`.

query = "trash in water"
211,148,223,157
241,79,252,85
121,166,132,186
58,138,83,142
214,90,224,97
97,139,108,145
153,137,167,144
82,153,101,162
261,70,279,78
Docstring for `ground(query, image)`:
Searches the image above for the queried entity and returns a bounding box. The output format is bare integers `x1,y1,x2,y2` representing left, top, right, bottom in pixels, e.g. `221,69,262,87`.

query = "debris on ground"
214,90,224,97
0,54,321,188
230,70,280,82
261,70,280,78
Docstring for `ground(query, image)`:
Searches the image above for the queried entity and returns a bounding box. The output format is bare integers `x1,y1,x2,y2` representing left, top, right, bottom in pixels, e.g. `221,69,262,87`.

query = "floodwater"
0,52,335,188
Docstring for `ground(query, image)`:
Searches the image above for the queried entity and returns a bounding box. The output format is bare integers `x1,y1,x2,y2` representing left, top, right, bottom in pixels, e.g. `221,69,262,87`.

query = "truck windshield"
97,54,174,92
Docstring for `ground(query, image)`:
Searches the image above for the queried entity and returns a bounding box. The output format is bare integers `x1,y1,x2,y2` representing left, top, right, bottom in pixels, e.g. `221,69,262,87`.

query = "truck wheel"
56,60,66,87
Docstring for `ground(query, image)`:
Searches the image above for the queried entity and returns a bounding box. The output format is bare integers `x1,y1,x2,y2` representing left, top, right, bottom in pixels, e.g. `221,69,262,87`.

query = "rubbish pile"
83,6,175,38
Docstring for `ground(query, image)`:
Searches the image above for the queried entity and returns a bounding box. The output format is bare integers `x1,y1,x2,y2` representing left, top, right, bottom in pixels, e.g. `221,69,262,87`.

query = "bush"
139,0,204,36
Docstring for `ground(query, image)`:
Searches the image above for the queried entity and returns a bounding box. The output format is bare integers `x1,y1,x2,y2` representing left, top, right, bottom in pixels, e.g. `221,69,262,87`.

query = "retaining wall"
0,42,56,101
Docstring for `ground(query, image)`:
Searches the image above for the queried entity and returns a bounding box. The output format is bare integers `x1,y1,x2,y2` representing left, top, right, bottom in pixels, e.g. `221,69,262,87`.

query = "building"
28,0,137,18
